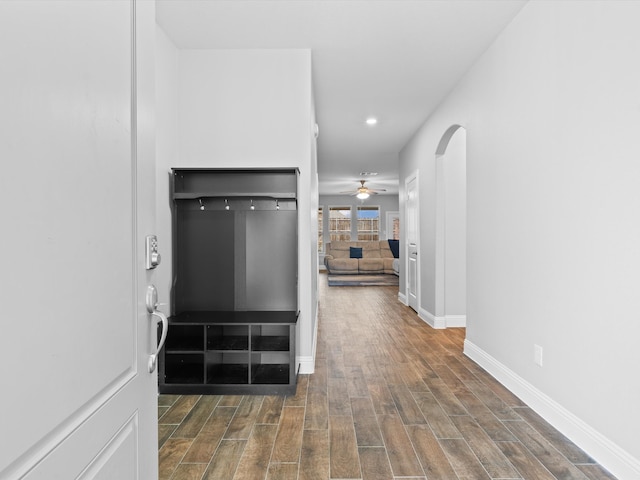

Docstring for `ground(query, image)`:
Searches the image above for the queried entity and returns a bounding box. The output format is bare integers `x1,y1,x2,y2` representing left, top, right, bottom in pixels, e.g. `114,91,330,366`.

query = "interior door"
406,175,419,311
0,2,157,479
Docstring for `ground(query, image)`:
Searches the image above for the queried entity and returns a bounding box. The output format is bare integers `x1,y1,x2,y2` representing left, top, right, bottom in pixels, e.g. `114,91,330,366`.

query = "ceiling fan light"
356,191,370,199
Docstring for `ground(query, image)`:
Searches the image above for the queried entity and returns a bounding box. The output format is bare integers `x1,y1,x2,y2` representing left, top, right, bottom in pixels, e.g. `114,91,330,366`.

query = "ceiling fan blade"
337,180,387,196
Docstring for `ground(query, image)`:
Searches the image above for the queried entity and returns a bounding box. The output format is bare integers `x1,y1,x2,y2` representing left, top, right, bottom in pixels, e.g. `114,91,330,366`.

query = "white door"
406,175,419,311
0,2,158,479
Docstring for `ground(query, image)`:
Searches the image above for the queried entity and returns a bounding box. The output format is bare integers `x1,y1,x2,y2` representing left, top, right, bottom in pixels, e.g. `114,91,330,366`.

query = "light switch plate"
534,344,544,367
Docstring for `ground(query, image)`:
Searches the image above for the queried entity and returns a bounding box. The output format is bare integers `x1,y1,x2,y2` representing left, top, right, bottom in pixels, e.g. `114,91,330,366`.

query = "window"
357,206,379,241
318,207,324,252
386,211,400,240
392,216,400,240
329,206,351,241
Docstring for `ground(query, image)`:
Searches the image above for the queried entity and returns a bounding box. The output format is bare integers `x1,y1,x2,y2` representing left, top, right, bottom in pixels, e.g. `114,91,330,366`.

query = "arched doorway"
435,125,466,327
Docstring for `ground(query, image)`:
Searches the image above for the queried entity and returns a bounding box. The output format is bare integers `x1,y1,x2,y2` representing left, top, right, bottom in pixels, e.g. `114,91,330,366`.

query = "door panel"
79,417,137,480
406,175,419,311
0,2,156,478
23,408,138,480
408,246,418,308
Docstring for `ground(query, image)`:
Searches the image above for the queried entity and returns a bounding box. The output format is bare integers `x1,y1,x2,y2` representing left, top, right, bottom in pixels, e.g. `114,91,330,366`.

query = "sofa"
324,240,399,275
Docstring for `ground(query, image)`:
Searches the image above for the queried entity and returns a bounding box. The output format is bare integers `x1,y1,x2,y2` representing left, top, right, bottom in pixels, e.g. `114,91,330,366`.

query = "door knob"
146,285,168,373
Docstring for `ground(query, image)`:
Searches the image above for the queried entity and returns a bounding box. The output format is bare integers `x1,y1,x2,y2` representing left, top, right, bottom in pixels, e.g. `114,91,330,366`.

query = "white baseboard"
445,314,466,328
419,308,446,329
464,340,640,480
398,291,408,305
418,309,466,329
297,306,319,375
297,356,315,375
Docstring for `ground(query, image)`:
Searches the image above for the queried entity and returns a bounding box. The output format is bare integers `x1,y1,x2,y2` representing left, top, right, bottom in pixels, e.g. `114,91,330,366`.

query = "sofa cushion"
329,242,353,258
361,242,381,258
350,247,363,258
329,247,350,258
326,257,359,273
358,258,384,272
383,258,396,272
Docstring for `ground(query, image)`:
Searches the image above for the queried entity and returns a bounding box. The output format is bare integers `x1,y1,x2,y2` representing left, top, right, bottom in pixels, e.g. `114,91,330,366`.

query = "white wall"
155,31,317,373
399,2,640,478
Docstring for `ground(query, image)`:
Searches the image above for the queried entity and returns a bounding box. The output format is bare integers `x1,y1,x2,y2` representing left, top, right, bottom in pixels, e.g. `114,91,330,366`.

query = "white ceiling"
156,0,526,195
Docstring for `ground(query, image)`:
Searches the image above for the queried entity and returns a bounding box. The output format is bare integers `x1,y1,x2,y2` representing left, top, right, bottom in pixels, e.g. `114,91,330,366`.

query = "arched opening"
435,125,466,327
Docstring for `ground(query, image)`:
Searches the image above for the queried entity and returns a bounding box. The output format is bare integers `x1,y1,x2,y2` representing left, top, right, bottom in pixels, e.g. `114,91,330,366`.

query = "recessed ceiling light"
365,117,378,126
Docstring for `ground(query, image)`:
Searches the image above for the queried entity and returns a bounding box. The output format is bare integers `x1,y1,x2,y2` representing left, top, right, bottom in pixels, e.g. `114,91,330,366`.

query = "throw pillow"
388,239,400,258
349,247,363,259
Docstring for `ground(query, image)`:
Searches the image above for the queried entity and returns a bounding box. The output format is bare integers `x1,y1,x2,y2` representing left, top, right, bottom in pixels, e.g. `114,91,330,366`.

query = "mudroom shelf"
160,310,298,395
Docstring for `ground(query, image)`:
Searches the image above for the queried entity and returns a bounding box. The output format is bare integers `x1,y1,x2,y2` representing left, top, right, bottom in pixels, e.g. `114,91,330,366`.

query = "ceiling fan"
341,180,387,199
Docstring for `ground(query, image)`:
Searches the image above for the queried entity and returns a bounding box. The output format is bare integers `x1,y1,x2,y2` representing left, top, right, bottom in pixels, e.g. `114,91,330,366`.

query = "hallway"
158,277,616,479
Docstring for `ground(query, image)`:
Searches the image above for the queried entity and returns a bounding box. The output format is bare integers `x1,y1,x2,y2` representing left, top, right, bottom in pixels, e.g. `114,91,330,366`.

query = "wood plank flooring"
158,276,617,480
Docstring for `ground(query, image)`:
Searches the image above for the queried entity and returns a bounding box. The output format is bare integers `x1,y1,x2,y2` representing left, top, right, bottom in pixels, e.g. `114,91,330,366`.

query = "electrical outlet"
534,344,544,367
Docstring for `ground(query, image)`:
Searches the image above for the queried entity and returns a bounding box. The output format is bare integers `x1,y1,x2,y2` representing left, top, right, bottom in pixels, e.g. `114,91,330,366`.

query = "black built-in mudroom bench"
159,168,299,395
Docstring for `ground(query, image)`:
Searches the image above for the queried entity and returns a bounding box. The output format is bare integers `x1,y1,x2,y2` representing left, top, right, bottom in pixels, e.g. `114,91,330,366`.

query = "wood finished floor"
158,276,617,480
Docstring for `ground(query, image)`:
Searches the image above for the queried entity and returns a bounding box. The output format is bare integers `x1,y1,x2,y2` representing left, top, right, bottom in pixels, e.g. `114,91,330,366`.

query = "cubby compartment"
164,353,204,384
251,352,290,384
251,324,290,352
206,352,249,385
165,325,204,352
207,325,249,351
